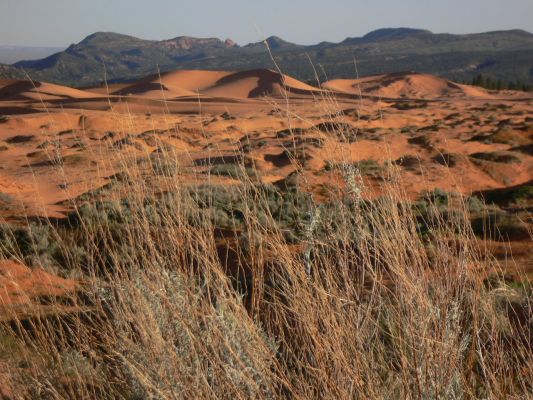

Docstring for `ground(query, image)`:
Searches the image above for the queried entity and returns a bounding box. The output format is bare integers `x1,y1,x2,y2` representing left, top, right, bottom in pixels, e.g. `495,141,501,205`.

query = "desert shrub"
421,188,450,206
28,153,85,168
391,100,428,110
325,159,383,177
470,151,521,164
276,127,307,138
5,135,34,144
512,143,533,156
314,121,357,142
418,123,441,132
433,152,459,167
470,210,531,241
466,195,487,213
353,159,383,176
57,129,76,136
408,134,432,147
394,155,421,170
413,190,465,237
210,163,259,179
400,126,417,134
0,223,62,268
150,153,179,176
0,192,14,205
479,184,533,207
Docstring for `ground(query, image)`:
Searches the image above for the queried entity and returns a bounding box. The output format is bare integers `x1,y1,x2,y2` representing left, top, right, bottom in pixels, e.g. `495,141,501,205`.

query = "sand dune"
107,69,322,99
153,70,231,92
0,79,96,101
0,69,530,221
110,72,201,98
323,72,494,99
201,69,321,98
1,71,525,104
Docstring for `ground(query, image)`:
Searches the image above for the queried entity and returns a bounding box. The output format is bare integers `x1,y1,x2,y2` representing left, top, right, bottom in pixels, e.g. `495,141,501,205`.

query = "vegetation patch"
432,153,459,167
210,163,259,179
471,211,531,241
5,135,34,144
391,100,428,110
475,182,533,207
408,135,432,148
394,155,421,170
324,159,384,177
470,151,521,164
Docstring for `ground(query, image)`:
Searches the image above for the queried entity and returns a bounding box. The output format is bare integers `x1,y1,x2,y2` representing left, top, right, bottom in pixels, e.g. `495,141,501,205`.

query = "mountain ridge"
4,28,533,87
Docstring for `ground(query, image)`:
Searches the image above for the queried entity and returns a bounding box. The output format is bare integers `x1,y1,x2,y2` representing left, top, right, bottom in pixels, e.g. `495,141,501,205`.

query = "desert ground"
1,69,532,287
1,70,531,215
0,69,532,397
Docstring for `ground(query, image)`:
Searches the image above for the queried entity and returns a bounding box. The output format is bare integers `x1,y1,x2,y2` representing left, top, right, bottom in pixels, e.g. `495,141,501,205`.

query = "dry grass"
0,92,531,399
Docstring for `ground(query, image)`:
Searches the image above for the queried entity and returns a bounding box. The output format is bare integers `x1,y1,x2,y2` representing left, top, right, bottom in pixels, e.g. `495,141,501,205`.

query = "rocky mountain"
10,28,533,87
0,63,25,80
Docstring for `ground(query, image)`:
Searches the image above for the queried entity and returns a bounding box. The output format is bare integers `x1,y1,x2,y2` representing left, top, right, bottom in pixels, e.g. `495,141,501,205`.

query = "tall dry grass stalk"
0,83,531,400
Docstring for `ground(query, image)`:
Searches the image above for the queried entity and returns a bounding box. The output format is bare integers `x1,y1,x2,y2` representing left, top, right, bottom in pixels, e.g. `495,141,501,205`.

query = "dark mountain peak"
243,36,301,50
362,28,432,41
158,36,236,50
484,29,533,37
264,36,298,49
78,32,144,46
243,36,300,50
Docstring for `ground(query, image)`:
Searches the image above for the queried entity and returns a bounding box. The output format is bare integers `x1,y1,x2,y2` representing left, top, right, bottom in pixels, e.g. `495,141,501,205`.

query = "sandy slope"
0,69,530,219
0,79,97,101
323,72,500,99
201,69,321,98
94,69,322,99
0,260,77,306
3,70,526,103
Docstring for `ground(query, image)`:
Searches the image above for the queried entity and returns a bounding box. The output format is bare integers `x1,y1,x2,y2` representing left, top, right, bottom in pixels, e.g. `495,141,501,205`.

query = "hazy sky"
1,0,532,47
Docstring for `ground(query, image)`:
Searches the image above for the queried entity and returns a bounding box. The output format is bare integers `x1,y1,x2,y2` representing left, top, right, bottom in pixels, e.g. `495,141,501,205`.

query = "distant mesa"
77,31,145,46
158,36,238,50
361,27,432,40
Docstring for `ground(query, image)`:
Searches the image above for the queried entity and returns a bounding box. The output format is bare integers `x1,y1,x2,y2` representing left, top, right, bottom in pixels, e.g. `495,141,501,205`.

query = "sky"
1,0,532,47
